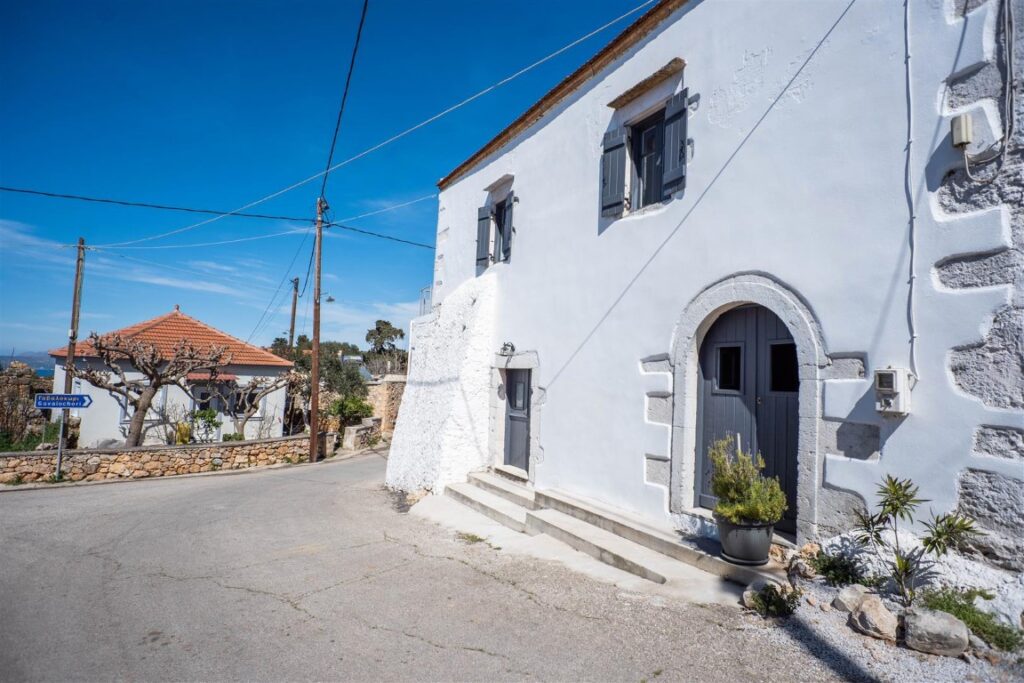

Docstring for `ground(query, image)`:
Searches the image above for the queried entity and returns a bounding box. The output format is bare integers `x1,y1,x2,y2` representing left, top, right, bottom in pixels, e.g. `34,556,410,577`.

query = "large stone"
904,608,969,657
741,578,783,610
832,584,869,612
0,472,21,484
849,596,897,641
83,456,101,475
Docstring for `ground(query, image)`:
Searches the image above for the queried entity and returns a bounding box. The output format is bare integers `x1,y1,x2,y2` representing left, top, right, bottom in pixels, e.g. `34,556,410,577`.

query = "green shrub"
328,396,374,426
750,584,802,617
221,433,245,442
854,475,979,606
709,437,787,524
921,587,1023,652
808,551,883,587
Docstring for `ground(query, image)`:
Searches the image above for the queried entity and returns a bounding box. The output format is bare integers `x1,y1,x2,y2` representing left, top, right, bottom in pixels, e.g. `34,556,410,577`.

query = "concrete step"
535,489,787,587
445,483,528,533
492,464,528,484
526,508,675,584
468,471,536,509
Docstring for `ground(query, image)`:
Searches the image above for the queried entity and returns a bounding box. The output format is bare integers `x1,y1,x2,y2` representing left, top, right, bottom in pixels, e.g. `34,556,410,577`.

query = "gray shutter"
501,192,514,261
662,88,688,197
476,206,491,266
601,128,627,217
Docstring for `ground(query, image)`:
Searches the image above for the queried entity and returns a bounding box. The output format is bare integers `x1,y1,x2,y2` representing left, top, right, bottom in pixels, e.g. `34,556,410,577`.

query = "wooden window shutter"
662,88,688,197
501,192,515,261
476,206,491,266
601,128,628,217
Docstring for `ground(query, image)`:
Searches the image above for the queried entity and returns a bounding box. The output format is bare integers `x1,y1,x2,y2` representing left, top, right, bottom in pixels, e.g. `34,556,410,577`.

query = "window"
770,343,799,393
631,111,664,210
716,345,742,392
476,192,515,269
601,88,690,218
231,389,262,418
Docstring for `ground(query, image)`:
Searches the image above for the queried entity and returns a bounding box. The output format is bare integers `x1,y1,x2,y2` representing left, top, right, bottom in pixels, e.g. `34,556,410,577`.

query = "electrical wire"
0,186,312,223
91,0,655,248
320,0,369,200
334,193,436,222
962,0,1015,184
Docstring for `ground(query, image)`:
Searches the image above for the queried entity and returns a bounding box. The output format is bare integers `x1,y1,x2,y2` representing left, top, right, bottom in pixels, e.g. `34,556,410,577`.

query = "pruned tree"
211,371,299,439
72,332,231,447
365,320,406,375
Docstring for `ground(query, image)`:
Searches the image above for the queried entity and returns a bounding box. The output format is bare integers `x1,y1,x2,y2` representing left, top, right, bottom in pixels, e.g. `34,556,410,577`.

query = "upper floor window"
476,191,515,269
601,88,690,218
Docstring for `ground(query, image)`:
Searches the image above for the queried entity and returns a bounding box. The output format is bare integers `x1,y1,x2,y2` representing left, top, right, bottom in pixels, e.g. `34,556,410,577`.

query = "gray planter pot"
714,514,774,566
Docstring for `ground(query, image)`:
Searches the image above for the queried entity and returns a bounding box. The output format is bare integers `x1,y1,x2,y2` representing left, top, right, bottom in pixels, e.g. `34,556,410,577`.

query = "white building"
50,307,293,447
388,0,1022,573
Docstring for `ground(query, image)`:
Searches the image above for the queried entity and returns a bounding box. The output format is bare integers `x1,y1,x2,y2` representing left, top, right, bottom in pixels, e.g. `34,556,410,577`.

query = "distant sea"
4,352,53,377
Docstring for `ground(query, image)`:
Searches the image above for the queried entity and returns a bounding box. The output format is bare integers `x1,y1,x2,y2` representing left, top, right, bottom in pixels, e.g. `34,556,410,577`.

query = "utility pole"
57,237,86,481
308,198,327,463
288,277,299,349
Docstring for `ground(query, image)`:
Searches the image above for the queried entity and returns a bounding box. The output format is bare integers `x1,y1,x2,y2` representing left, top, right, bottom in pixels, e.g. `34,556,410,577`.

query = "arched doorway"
695,304,799,534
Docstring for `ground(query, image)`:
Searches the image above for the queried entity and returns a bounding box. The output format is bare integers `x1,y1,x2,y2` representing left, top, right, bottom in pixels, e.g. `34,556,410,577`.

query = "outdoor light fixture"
325,295,336,303
499,342,516,356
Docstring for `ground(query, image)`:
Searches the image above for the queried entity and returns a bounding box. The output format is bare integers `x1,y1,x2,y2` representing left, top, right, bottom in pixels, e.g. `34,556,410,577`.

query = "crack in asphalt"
381,531,609,623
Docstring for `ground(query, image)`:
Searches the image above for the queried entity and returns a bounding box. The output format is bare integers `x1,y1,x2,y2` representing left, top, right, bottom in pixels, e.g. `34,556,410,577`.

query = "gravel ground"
743,577,1024,683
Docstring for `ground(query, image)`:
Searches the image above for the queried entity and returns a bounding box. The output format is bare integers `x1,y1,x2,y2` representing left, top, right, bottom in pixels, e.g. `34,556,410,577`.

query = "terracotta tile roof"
49,308,293,368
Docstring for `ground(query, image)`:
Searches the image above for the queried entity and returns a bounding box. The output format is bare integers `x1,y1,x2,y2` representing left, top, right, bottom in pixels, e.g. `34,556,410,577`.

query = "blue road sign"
34,394,93,410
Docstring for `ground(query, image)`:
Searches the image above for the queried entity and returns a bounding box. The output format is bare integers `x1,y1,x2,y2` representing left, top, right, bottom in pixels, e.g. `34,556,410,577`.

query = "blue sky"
0,0,647,354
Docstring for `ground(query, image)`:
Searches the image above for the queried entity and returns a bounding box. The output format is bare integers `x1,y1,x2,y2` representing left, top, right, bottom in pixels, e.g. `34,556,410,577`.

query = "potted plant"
709,436,787,566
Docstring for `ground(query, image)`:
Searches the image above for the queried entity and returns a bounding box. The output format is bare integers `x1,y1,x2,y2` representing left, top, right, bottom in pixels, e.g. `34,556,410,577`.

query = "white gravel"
743,576,1023,683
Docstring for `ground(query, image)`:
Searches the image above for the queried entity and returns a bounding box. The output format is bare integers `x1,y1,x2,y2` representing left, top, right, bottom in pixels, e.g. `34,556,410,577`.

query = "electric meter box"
874,367,912,416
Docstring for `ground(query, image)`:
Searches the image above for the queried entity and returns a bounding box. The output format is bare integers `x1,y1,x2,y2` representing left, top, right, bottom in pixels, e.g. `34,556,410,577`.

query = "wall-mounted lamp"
499,342,516,357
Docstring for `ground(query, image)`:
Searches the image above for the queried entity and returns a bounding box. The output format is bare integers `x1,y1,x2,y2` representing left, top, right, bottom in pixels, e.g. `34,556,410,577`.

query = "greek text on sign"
34,394,93,409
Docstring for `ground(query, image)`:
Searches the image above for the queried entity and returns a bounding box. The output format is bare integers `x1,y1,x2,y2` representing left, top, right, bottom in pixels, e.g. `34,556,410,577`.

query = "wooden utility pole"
57,237,86,480
308,198,327,463
287,277,300,349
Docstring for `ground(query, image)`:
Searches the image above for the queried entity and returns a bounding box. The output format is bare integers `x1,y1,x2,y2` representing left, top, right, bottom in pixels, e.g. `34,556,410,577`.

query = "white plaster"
394,1,1022,563
385,274,497,492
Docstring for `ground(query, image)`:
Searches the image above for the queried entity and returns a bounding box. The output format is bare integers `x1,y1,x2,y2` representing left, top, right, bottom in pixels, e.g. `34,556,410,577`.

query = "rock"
34,442,57,450
969,634,988,651
83,456,101,475
904,609,969,657
0,472,21,484
806,595,818,607
820,603,832,613
212,458,223,466
833,584,869,612
799,542,821,559
849,596,897,641
789,558,816,579
741,578,782,610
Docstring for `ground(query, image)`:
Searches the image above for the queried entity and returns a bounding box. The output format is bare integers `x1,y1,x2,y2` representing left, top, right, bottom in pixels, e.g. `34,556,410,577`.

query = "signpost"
35,394,93,410
35,393,92,480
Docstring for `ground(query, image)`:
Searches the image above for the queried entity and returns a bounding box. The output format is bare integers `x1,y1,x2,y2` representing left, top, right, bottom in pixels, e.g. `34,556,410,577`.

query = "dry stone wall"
0,435,310,484
366,376,406,436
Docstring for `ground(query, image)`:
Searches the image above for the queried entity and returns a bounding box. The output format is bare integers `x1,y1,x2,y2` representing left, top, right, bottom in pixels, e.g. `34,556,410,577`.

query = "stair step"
492,464,528,483
445,483,528,533
535,489,786,587
468,471,536,509
526,508,677,584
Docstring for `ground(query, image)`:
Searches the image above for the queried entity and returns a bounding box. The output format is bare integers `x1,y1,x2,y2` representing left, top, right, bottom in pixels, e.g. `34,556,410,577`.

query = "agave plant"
853,475,980,606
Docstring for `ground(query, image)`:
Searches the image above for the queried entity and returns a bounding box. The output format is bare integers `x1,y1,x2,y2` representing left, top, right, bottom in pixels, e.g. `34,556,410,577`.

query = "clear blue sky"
0,0,646,355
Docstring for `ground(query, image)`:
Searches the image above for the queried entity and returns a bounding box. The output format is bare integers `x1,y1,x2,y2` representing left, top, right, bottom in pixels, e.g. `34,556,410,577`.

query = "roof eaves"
437,0,689,191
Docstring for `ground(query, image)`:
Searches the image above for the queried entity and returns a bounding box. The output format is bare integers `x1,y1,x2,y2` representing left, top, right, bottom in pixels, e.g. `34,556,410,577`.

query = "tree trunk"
125,387,158,447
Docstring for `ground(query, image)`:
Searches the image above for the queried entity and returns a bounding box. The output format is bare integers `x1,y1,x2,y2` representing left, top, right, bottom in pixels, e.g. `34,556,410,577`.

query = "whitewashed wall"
394,0,1022,554
52,362,289,447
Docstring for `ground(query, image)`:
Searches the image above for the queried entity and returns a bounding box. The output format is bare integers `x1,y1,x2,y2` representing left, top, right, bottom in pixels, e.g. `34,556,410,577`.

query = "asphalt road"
0,452,867,682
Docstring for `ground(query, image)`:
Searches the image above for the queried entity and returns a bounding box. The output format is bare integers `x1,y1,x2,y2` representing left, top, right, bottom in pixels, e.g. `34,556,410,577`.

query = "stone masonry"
366,375,406,437
0,434,310,484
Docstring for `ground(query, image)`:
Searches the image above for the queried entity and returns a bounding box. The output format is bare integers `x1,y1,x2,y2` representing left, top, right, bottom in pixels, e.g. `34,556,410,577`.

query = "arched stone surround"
669,273,828,541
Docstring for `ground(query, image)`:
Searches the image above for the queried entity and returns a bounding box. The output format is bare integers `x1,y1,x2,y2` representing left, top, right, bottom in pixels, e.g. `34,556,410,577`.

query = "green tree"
295,342,366,400
365,320,404,354
269,337,291,360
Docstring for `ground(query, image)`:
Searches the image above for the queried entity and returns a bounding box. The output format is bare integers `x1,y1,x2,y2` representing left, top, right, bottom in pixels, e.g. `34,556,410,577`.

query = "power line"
92,0,655,248
0,186,312,223
334,193,435,222
320,0,370,200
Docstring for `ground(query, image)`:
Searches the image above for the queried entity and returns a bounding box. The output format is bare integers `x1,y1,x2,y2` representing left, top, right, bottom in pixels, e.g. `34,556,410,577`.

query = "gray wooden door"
696,306,799,533
504,369,531,472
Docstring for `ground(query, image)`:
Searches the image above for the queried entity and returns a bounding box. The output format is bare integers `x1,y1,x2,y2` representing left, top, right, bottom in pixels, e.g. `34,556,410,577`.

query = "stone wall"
0,434,310,484
366,375,406,436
